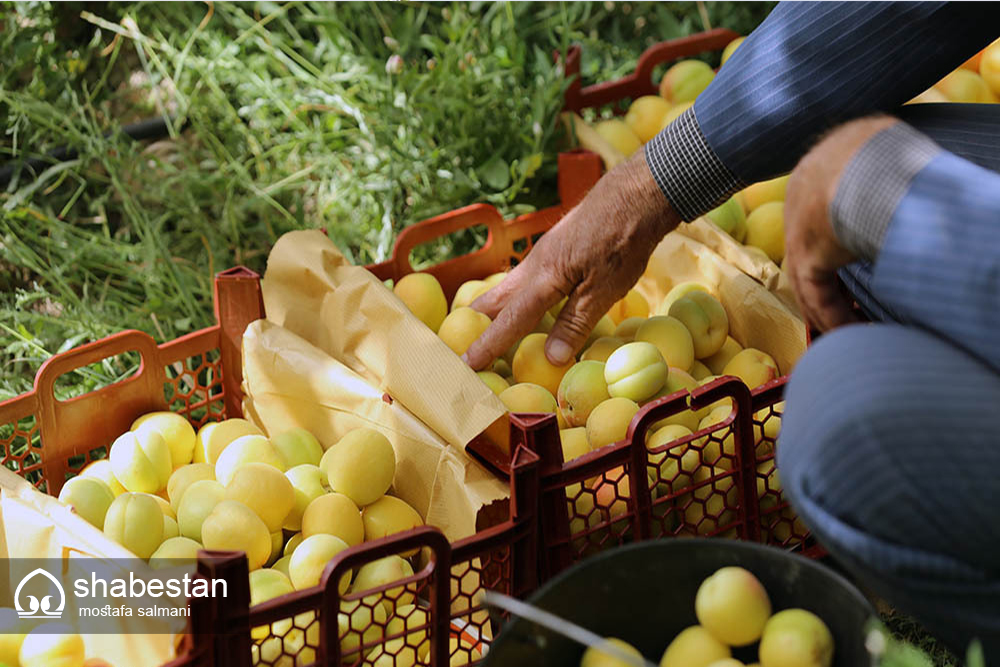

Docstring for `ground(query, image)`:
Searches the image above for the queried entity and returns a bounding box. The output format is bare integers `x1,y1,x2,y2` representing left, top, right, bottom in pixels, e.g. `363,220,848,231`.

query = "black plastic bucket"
486,538,875,667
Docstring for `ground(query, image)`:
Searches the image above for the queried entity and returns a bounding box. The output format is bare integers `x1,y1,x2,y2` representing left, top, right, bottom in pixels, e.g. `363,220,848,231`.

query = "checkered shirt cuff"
643,106,746,222
832,123,941,261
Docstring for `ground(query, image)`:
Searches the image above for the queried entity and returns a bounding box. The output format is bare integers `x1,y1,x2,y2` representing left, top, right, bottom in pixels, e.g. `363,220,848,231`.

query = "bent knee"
777,324,1000,553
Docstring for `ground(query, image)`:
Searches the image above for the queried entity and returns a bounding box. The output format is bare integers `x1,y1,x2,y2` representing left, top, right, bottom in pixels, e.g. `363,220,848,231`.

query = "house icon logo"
14,568,66,619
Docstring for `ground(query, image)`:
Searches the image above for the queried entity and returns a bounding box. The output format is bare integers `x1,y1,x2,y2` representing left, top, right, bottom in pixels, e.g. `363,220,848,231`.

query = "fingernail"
460,352,471,366
547,338,573,366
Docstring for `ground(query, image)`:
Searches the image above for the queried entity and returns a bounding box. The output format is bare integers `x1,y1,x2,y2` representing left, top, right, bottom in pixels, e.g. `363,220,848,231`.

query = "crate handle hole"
407,224,490,272
52,350,143,402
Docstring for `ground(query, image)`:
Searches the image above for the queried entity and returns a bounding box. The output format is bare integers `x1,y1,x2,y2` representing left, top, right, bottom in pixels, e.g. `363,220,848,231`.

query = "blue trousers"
778,105,1000,657
780,322,1000,655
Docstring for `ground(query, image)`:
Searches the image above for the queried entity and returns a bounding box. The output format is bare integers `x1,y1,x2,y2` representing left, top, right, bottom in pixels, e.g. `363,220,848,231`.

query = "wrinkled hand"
462,152,679,370
785,115,899,331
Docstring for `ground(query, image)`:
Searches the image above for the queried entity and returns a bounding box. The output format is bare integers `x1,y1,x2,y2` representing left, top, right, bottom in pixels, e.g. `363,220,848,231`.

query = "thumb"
545,292,608,366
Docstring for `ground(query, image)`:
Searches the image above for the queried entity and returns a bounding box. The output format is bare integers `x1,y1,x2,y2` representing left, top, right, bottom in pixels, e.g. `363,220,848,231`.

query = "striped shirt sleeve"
643,107,744,223
644,1,999,222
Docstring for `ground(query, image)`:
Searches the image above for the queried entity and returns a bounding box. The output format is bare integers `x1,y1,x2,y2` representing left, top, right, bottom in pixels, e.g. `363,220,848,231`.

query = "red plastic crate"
361,180,813,588
365,151,602,302
0,266,545,667
552,29,814,560
0,267,262,495
353,27,814,594
561,27,740,116
0,29,815,667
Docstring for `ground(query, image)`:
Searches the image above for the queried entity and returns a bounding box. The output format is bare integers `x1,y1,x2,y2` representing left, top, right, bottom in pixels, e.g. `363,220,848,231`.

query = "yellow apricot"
362,495,424,551
613,317,646,341
636,316,695,373
669,292,729,359
606,289,650,325
581,637,644,667
720,36,745,66
201,500,272,571
132,411,196,466
109,429,172,494
586,397,640,449
394,272,448,333
594,119,642,156
937,68,997,103
451,280,488,311
103,492,164,559
149,536,202,566
176,479,225,543
284,532,305,557
695,566,772,646
691,360,712,380
583,315,618,351
271,427,324,468
745,202,785,264
193,418,264,464
659,60,715,103
499,382,558,414
658,282,712,316
58,477,114,529
79,459,126,496
167,463,216,514
224,462,295,533
703,336,743,376
742,176,788,212
512,333,573,396
604,342,669,402
438,307,491,356
582,336,626,363
659,626,731,667
301,492,364,546
214,434,286,486
758,609,834,667
283,464,328,531
350,555,415,613
625,96,672,143
557,360,611,427
560,427,591,462
321,428,396,507
289,534,352,592
723,348,780,388
660,101,694,130
477,371,510,396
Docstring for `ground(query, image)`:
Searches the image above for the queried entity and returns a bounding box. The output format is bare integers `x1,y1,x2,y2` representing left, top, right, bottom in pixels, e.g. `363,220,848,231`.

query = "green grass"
0,1,773,400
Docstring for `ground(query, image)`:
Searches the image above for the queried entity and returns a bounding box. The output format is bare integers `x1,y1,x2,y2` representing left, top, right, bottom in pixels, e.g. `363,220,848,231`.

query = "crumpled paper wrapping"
244,230,510,544
260,230,506,449
242,226,804,544
635,230,807,375
241,321,508,541
0,468,180,667
676,217,801,318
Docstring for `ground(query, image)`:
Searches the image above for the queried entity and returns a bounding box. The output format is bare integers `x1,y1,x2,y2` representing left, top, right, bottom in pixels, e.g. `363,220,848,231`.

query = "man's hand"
785,115,899,331
462,151,680,370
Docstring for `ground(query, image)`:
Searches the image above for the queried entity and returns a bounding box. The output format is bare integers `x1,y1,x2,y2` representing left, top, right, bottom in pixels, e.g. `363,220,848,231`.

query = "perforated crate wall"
522,375,816,582
235,445,539,667
0,268,262,497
